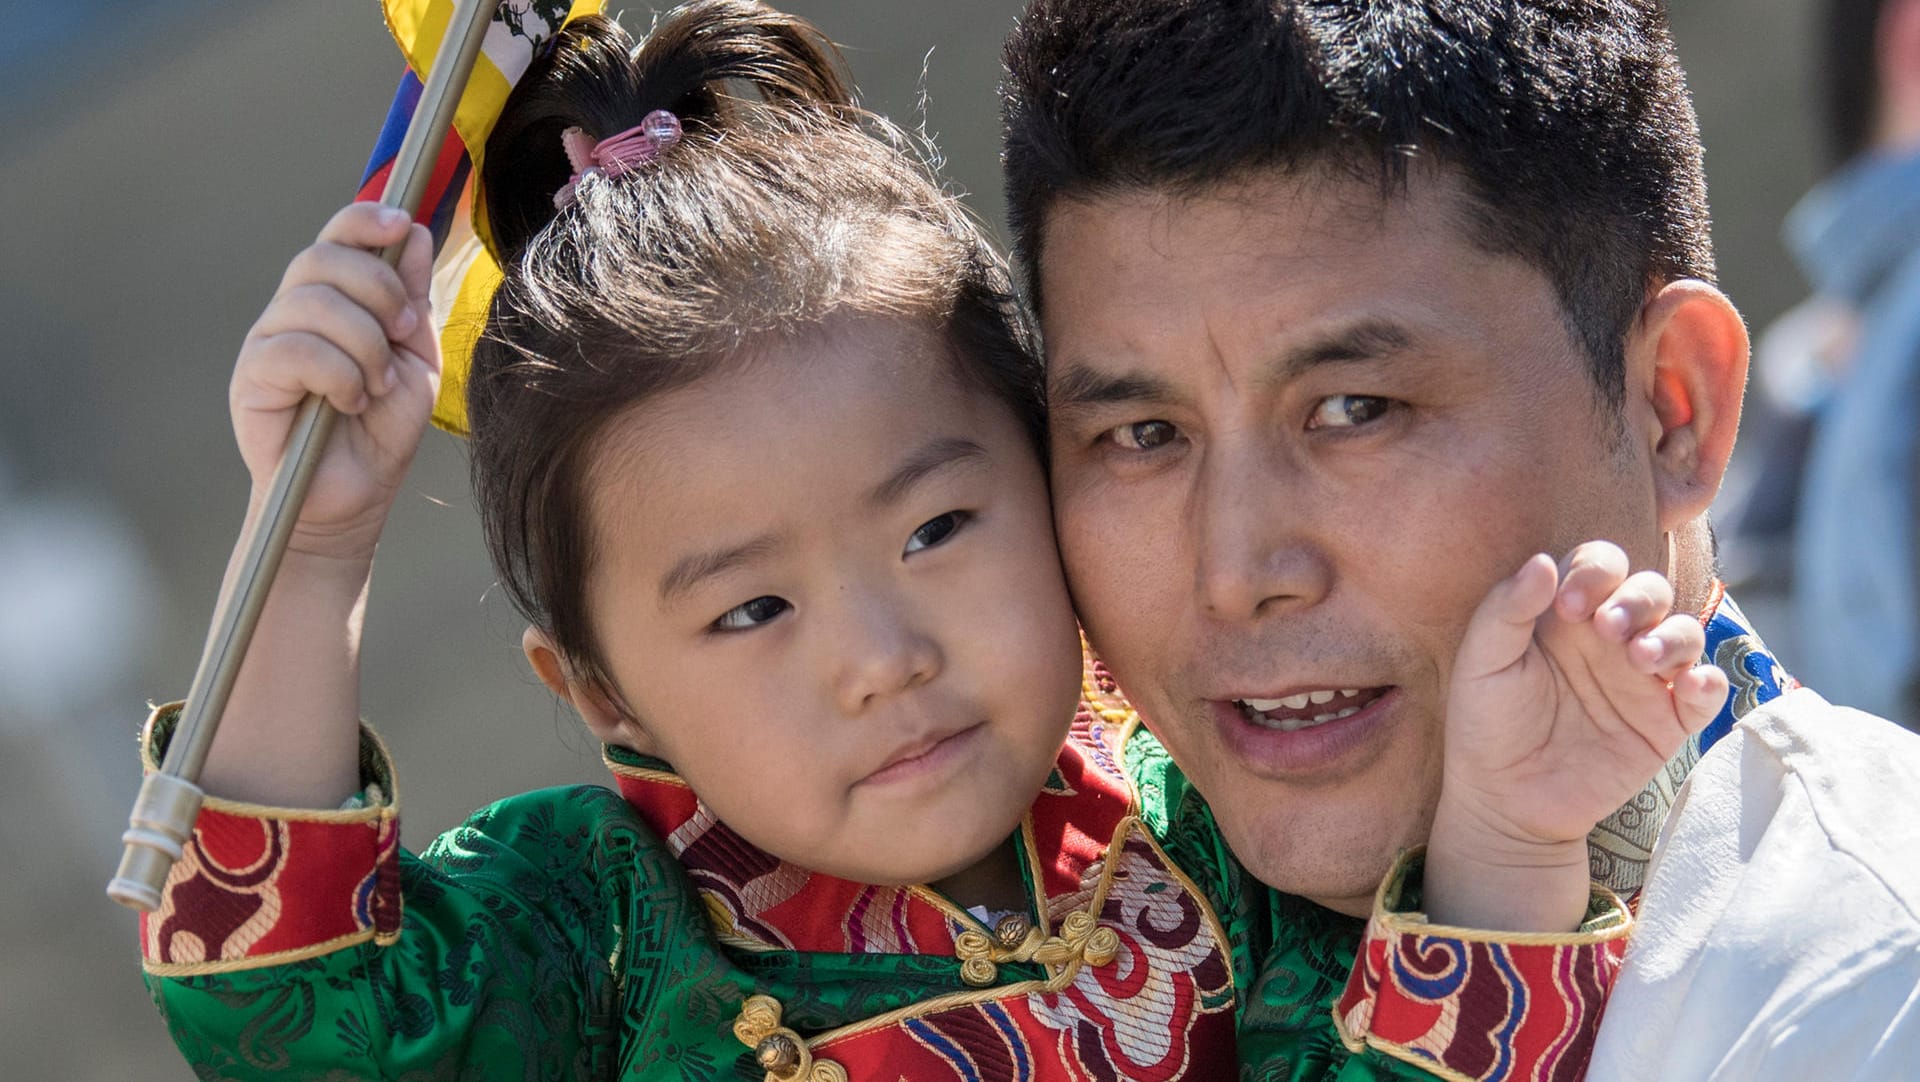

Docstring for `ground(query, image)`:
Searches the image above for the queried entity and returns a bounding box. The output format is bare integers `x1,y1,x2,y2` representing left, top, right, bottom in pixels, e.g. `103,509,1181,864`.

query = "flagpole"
107,0,504,913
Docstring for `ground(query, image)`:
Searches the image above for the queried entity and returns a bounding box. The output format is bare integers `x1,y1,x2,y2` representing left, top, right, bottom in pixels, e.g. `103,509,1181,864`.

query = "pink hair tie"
552,110,683,208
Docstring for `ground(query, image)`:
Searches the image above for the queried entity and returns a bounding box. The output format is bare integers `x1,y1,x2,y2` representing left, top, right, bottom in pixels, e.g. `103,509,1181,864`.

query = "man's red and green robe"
139,653,1640,1081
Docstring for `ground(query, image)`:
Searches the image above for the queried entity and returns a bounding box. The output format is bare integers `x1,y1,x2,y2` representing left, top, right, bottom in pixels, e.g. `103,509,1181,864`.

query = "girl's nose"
831,591,943,716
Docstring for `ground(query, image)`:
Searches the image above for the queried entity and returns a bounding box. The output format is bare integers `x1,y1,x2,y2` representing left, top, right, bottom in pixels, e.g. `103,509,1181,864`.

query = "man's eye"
712,595,790,632
1307,395,1393,429
905,511,970,555
1104,420,1179,451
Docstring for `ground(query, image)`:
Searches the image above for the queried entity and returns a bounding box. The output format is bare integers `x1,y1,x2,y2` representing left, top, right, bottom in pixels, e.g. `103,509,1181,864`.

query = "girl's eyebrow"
658,532,787,606
865,437,989,509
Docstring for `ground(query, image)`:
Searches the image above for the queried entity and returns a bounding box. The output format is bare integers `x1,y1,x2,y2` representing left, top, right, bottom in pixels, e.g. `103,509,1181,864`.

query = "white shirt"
1589,688,1920,1079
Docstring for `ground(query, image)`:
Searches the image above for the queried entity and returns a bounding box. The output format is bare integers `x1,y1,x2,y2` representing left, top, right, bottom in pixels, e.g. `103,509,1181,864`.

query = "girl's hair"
468,0,1042,697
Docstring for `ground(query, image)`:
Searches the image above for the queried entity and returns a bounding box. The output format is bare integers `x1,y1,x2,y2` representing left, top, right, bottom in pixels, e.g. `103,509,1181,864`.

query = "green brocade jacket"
139,662,1623,1081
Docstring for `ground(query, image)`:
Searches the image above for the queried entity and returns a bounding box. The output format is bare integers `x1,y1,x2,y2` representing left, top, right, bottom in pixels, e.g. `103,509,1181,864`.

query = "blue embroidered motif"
1698,592,1795,753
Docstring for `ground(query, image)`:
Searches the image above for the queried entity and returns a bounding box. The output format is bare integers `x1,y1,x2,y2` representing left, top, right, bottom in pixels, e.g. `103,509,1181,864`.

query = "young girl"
137,3,1726,1079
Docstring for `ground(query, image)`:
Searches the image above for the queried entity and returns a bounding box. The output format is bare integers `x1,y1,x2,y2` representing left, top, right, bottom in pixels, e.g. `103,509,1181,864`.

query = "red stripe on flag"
354,129,468,226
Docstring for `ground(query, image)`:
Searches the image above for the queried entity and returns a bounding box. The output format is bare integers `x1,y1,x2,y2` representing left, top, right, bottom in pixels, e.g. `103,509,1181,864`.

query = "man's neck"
1670,518,1718,621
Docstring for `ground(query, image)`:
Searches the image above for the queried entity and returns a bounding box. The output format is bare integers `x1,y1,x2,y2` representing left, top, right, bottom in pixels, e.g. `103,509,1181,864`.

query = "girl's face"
539,314,1082,887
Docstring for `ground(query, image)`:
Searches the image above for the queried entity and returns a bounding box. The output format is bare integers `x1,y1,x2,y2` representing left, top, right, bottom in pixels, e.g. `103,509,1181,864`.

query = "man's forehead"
1036,161,1481,286
1034,166,1562,367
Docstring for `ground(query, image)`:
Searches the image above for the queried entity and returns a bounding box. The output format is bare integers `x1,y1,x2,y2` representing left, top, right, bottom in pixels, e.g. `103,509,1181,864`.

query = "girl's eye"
904,511,969,555
712,595,790,632
1307,395,1393,429
1105,420,1179,451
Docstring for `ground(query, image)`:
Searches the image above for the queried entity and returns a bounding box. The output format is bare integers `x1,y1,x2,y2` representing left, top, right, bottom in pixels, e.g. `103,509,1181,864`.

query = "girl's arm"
197,202,441,808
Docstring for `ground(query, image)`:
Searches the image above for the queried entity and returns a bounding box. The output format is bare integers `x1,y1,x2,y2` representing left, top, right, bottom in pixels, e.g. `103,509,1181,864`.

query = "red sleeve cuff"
136,702,403,976
1334,847,1630,1082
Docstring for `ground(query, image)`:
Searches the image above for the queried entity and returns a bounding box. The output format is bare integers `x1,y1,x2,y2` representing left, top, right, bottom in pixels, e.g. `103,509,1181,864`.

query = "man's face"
1039,167,1664,914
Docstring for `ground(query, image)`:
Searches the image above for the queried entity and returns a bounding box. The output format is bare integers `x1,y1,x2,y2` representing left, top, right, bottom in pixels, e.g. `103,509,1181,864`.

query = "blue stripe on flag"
360,70,424,189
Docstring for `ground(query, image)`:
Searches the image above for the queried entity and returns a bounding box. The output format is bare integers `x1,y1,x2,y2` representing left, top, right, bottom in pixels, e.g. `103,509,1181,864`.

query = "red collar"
602,663,1139,957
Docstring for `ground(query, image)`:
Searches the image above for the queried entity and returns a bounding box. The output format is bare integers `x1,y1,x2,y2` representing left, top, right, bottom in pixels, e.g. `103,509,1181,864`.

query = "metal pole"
108,0,503,913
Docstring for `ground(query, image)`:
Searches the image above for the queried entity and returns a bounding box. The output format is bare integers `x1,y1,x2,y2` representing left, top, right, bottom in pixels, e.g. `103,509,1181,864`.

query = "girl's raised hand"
1423,541,1729,930
231,203,441,563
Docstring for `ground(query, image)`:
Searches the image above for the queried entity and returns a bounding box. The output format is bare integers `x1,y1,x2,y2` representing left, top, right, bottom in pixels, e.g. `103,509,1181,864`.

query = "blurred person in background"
1742,0,1920,726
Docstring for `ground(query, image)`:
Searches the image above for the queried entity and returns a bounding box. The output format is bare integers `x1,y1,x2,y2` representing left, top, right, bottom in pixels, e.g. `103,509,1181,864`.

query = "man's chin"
1224,822,1402,917
1208,781,1437,918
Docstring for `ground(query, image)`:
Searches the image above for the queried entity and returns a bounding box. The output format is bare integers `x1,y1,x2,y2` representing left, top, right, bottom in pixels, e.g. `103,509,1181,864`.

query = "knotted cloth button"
994,913,1033,948
732,994,818,1082
755,1034,801,1074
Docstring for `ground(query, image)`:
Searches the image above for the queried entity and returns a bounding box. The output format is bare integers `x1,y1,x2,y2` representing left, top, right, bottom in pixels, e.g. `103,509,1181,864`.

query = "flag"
357,0,604,435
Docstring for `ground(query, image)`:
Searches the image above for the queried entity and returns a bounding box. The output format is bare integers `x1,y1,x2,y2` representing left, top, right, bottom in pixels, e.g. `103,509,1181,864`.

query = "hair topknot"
484,1,855,259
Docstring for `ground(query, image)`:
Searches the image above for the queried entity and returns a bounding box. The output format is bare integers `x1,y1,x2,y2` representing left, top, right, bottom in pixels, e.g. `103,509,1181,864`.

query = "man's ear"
1628,279,1750,533
521,625,655,753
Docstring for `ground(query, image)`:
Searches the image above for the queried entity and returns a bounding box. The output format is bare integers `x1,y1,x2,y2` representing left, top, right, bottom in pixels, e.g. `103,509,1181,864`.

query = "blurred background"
0,0,1883,1075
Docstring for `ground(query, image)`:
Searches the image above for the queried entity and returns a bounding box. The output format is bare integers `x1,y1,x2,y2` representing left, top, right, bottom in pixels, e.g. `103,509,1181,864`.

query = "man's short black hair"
1001,0,1716,410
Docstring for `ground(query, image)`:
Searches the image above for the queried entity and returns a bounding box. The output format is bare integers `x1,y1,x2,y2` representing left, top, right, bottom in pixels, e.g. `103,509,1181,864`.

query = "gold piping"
142,928,377,978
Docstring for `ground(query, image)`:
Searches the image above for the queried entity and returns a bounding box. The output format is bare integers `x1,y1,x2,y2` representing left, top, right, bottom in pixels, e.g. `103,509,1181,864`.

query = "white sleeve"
1588,689,1920,1080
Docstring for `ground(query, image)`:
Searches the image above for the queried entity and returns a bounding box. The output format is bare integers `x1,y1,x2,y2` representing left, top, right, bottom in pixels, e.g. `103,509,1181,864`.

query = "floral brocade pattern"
1332,852,1629,1082
138,708,403,974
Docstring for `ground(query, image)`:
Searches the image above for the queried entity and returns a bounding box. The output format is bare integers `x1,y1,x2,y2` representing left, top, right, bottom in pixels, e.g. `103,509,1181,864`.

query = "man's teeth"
1240,688,1362,713
1236,689,1367,732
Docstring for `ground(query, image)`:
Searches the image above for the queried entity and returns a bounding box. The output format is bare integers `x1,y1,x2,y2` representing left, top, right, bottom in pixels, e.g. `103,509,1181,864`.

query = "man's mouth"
1231,687,1388,733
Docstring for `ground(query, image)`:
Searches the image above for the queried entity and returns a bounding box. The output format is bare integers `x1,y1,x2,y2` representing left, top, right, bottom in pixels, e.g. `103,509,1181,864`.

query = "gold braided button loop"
732,995,784,1045
1058,910,1098,940
955,908,1119,980
1084,927,1121,967
954,930,1002,987
731,994,818,1082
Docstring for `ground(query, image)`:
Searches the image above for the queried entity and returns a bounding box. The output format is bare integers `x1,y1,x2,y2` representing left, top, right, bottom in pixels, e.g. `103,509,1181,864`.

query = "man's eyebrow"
658,532,785,606
1272,319,1415,380
1048,366,1179,413
867,437,989,509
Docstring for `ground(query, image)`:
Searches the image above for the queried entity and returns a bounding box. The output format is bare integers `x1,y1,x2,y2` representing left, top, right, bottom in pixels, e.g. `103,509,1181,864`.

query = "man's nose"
830,585,943,716
1191,439,1330,623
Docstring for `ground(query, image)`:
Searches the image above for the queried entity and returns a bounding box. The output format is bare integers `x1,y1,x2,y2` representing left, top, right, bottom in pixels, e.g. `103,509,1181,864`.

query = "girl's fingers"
1670,664,1730,733
1628,612,1708,681
1456,552,1559,680
280,242,417,343
391,225,443,372
1593,569,1676,642
1555,541,1631,622
236,331,375,415
395,223,434,304
312,202,415,254
253,283,400,396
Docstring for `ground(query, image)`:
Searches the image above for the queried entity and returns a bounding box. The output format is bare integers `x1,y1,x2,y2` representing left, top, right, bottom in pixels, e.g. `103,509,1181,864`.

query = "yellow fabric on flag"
428,236,503,437
380,0,604,434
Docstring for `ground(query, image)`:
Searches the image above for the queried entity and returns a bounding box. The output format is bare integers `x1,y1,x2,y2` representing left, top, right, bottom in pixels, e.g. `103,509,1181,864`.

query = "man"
1001,0,1920,1077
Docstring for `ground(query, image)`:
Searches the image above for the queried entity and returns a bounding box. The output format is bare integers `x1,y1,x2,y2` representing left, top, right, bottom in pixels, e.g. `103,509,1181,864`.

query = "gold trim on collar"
600,746,687,786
